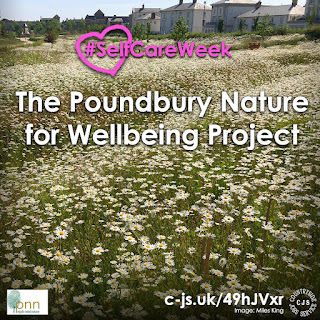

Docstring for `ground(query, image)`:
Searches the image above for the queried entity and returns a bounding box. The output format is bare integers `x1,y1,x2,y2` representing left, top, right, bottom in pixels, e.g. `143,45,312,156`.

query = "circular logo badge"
289,288,317,317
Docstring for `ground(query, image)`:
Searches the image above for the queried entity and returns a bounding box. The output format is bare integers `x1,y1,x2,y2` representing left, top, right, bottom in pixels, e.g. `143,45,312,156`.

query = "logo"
75,25,132,77
7,289,48,315
75,25,231,76
289,288,317,318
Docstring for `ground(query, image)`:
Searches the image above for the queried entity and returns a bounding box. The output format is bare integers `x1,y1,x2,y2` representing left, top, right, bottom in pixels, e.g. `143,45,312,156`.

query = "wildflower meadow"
0,33,320,319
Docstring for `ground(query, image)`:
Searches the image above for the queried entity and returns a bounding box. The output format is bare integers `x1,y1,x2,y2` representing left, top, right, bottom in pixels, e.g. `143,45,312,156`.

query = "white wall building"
160,0,212,35
305,0,320,19
130,5,161,28
236,0,305,31
136,12,161,34
204,0,257,33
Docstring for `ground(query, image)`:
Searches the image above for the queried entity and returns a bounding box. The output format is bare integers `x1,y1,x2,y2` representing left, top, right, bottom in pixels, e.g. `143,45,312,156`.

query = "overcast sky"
0,0,307,21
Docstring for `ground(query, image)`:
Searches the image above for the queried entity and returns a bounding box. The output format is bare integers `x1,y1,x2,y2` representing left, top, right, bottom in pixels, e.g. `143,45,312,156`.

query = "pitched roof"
95,9,104,16
132,8,161,13
161,2,212,12
137,13,161,20
237,5,305,18
211,0,257,5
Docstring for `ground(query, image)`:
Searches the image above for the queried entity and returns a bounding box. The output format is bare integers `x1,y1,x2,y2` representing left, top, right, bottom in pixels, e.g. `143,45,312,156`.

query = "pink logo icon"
75,25,132,77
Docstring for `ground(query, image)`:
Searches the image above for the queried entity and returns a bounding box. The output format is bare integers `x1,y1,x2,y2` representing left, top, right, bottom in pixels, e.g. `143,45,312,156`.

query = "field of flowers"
0,34,320,319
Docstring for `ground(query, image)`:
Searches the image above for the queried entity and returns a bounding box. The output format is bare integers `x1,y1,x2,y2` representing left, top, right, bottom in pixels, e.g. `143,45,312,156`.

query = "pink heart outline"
75,25,132,77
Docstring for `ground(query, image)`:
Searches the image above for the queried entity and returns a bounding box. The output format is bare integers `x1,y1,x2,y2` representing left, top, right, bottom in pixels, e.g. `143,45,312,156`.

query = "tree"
238,19,244,33
256,15,273,39
65,19,76,33
252,17,259,31
10,21,22,36
34,21,46,35
170,17,189,43
45,31,57,47
0,19,5,36
78,19,86,33
47,19,61,39
217,18,224,33
308,10,317,27
146,21,151,42
132,22,146,40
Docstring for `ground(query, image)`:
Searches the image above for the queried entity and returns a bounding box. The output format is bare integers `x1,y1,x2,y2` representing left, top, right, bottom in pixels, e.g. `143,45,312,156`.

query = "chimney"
179,0,183,5
193,0,197,3
256,1,261,8
292,0,297,6
142,4,145,9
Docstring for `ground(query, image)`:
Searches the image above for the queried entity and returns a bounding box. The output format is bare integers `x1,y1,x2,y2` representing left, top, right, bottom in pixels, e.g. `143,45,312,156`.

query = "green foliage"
146,22,151,42
218,18,224,33
0,38,21,47
273,52,320,66
186,32,215,39
273,25,289,35
238,19,245,33
78,19,86,33
308,10,317,27
252,17,259,32
34,21,46,34
86,24,108,33
0,20,5,36
9,21,23,36
256,15,273,38
65,19,76,34
32,19,61,37
170,17,190,43
132,22,146,40
305,26,320,40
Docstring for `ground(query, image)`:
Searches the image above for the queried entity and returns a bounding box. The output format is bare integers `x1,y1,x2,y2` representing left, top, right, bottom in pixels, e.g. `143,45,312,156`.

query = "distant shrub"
305,26,320,40
45,31,57,45
149,34,169,40
186,32,213,39
273,26,289,35
29,36,42,42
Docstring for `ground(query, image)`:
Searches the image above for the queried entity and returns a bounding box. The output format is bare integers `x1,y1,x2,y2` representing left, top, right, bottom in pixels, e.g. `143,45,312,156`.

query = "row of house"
3,0,319,36
85,9,129,26
130,0,319,34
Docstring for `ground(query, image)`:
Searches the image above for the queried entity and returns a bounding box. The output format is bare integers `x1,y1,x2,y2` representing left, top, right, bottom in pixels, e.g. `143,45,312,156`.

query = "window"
213,8,216,15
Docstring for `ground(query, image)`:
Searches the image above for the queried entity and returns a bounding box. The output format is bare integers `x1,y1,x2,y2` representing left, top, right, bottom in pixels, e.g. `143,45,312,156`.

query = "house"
130,5,161,28
160,0,212,35
305,0,320,19
288,0,320,28
108,15,130,26
85,10,129,26
204,0,258,33
236,0,305,31
40,15,60,23
85,9,108,25
136,12,161,34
